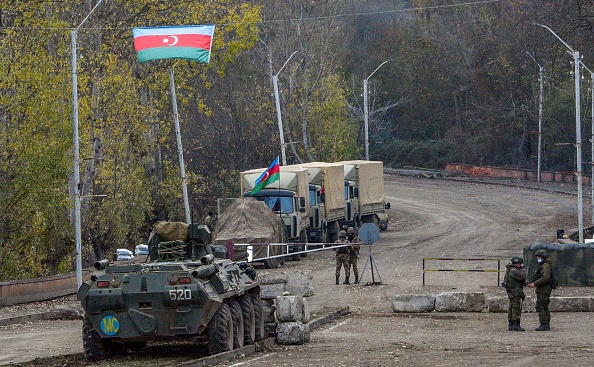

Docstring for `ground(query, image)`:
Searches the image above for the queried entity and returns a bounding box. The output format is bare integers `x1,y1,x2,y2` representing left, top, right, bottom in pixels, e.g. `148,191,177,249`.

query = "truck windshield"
309,189,317,206
258,196,294,214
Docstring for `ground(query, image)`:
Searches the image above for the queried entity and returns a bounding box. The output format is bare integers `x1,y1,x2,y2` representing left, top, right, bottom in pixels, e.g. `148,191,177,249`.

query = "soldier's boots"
507,320,513,331
510,320,525,332
343,277,350,285
336,277,339,285
535,323,550,331
354,275,359,284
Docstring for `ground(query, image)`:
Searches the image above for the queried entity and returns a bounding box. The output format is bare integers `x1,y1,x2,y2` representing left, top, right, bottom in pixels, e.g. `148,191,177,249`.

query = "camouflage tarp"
524,243,594,286
215,197,286,268
149,221,189,242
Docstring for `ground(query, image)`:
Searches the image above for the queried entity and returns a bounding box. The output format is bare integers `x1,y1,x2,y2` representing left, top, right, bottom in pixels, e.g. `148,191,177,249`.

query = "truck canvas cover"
297,162,345,212
340,160,385,207
214,197,285,267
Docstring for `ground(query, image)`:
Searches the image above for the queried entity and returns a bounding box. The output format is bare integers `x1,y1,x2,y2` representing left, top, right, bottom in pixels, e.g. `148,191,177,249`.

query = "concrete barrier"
398,293,594,313
391,294,436,313
276,296,304,323
276,321,309,345
434,292,485,312
260,271,314,299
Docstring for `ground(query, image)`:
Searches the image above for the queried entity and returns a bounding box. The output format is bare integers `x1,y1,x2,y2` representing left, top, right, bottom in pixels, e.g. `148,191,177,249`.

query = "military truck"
240,166,309,259
291,162,345,243
337,160,390,230
78,221,264,361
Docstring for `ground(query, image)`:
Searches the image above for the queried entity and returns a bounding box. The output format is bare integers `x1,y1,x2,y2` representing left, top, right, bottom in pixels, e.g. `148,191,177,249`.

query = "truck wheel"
206,303,233,355
229,300,245,349
239,295,256,345
83,316,109,361
250,293,265,341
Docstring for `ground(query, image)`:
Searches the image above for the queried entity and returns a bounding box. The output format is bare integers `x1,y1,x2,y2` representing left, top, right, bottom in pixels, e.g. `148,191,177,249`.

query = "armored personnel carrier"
77,221,264,361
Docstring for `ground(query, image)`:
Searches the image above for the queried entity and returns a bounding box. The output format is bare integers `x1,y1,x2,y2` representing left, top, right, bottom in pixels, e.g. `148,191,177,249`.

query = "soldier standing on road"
334,230,350,285
528,249,553,331
503,256,526,331
346,227,361,284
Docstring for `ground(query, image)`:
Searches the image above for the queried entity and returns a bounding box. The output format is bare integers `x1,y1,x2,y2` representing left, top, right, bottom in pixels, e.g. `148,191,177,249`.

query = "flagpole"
169,68,191,224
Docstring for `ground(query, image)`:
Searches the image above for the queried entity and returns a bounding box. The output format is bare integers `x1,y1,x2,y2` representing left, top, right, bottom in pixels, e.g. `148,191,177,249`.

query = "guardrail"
422,257,501,286
0,269,93,307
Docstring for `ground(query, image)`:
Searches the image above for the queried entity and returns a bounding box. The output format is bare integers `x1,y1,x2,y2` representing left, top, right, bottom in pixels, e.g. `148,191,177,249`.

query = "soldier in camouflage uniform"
503,256,526,331
204,211,217,244
528,249,553,331
346,227,361,284
334,230,350,285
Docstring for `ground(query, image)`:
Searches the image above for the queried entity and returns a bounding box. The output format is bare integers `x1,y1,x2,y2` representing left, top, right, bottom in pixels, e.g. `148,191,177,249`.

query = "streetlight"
71,0,106,288
364,60,390,160
536,23,584,243
577,62,594,224
525,52,544,183
272,51,297,166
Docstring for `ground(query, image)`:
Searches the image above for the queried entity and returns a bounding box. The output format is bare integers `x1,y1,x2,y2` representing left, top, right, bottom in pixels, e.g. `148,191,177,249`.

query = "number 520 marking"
169,289,192,300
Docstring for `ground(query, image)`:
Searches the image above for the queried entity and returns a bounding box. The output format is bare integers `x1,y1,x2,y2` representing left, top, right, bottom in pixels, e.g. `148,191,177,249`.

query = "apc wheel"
83,316,109,361
250,293,265,341
206,303,233,355
239,295,256,345
229,300,245,349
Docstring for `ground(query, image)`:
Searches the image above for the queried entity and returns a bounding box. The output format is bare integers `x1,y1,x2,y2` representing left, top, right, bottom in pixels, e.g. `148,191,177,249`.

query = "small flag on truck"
252,156,280,195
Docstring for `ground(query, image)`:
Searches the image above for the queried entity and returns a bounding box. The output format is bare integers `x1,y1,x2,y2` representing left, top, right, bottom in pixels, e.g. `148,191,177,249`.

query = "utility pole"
536,23,584,243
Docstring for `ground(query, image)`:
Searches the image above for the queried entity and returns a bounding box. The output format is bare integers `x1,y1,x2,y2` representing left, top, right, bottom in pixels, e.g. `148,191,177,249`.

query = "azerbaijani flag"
132,25,215,64
251,157,280,195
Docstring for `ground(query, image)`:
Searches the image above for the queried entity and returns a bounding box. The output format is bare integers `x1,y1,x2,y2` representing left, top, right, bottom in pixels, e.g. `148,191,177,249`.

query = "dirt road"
2,175,592,366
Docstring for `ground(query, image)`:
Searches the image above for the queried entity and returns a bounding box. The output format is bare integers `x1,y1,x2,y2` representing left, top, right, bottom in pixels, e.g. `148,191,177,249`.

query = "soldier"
334,230,350,285
503,256,526,331
528,249,553,331
205,211,217,244
346,227,361,284
205,211,217,232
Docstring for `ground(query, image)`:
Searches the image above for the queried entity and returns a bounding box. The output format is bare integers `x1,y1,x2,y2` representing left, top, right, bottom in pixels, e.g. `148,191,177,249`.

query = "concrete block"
485,297,507,313
263,305,276,323
259,272,288,285
261,283,285,300
301,297,311,323
391,294,435,313
276,295,304,322
276,321,307,345
549,297,593,312
285,271,314,297
435,292,485,312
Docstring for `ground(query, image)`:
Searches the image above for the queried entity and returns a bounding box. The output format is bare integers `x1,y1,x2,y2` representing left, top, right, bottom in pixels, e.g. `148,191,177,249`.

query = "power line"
0,0,505,31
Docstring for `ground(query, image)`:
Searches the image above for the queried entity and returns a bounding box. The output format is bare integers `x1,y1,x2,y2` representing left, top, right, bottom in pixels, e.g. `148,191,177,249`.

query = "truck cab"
307,184,325,242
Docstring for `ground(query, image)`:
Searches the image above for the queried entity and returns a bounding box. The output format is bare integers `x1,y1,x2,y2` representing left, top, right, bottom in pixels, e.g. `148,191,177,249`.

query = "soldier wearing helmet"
503,256,526,331
528,249,553,331
333,230,350,285
346,227,361,284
